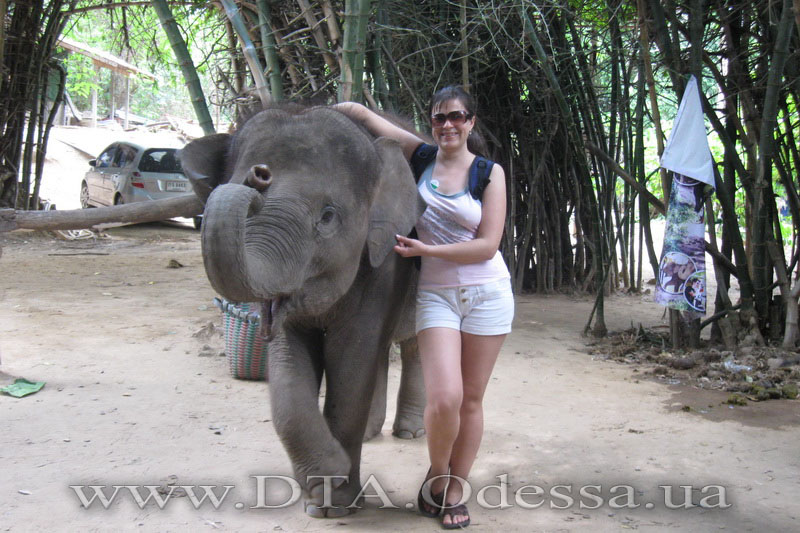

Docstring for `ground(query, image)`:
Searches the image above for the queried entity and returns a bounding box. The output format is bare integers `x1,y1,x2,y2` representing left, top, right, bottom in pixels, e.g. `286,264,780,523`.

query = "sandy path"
0,225,798,532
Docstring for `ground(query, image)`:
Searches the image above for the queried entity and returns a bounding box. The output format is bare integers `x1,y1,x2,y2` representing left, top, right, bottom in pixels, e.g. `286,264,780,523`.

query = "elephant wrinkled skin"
179,106,426,517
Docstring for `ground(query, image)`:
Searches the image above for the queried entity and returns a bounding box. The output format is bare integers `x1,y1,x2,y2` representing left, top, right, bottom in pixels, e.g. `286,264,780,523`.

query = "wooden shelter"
56,37,156,128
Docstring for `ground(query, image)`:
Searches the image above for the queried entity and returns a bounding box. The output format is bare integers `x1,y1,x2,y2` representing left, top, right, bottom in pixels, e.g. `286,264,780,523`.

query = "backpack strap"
469,156,495,201
413,144,495,200
410,143,438,183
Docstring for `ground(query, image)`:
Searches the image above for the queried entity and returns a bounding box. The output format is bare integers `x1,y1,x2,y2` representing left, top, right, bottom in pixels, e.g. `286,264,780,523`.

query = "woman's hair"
430,85,476,117
430,85,488,157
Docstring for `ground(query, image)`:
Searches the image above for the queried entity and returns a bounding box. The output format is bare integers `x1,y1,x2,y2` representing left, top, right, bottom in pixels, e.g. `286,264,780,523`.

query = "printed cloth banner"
655,173,707,315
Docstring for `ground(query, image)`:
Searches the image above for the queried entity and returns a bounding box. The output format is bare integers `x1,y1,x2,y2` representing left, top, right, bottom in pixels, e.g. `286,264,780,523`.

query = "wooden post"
683,311,701,349
670,309,682,349
91,87,97,128
124,76,130,130
110,73,116,122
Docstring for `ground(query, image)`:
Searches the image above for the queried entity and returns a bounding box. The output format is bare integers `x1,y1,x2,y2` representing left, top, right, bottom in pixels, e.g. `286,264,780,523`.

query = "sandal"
417,467,446,518
442,503,470,529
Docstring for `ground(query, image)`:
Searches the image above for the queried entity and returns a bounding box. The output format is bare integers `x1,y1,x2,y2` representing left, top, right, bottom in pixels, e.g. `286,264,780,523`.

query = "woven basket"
214,297,268,381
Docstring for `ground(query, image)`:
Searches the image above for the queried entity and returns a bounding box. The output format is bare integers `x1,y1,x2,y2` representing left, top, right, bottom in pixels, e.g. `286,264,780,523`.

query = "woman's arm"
393,164,507,263
333,102,424,160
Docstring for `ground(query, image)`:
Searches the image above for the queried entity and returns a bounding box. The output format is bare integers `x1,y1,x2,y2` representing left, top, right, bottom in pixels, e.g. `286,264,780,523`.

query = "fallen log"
0,194,203,232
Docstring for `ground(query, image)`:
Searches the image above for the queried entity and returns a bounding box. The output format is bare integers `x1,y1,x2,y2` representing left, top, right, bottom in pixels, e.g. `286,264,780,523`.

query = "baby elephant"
179,105,426,517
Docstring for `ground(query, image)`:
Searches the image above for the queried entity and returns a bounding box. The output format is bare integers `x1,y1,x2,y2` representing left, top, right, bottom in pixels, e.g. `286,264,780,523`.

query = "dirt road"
1,225,798,532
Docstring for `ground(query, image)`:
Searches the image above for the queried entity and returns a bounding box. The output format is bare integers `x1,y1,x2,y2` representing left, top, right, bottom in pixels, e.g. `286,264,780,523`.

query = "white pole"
91,88,97,128
110,74,116,123
124,76,130,130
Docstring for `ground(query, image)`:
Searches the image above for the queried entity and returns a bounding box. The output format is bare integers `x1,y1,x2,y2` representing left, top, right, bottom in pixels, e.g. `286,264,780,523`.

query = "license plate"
166,181,187,192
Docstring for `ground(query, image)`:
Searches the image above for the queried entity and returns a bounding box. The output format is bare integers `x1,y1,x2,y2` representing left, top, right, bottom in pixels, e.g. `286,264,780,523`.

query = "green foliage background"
58,5,225,123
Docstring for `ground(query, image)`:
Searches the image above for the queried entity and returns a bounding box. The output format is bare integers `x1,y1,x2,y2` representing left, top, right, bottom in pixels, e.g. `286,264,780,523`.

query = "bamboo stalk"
152,0,216,134
460,0,469,90
585,142,665,213
338,0,371,102
751,0,795,321
319,0,342,50
256,0,284,101
271,27,302,89
637,0,671,203
296,0,338,72
220,0,272,108
0,0,7,78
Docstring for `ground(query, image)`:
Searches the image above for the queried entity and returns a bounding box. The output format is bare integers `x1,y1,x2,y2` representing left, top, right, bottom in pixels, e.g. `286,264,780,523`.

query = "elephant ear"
367,137,427,267
178,133,232,203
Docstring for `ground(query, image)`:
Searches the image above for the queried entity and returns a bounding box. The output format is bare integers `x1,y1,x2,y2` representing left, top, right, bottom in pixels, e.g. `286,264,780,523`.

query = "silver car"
80,142,191,208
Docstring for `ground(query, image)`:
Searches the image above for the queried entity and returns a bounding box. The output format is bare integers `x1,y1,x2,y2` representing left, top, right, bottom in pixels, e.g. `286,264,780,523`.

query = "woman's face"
431,98,475,151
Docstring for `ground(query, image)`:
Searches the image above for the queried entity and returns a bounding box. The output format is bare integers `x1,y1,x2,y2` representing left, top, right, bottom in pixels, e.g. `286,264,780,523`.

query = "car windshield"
138,149,183,173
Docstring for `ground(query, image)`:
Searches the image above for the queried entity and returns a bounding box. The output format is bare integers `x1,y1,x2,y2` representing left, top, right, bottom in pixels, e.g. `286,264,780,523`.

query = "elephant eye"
320,206,336,225
316,205,339,237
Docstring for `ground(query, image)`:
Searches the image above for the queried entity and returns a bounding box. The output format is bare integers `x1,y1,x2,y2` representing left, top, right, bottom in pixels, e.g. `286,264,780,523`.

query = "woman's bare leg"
443,332,506,527
417,327,463,502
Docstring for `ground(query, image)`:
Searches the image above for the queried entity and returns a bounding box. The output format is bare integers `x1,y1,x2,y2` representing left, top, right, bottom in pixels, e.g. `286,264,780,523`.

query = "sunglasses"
431,110,473,127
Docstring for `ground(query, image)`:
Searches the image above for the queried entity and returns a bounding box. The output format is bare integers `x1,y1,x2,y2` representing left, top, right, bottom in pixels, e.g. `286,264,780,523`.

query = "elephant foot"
392,427,426,439
305,502,353,518
304,477,363,519
392,414,425,439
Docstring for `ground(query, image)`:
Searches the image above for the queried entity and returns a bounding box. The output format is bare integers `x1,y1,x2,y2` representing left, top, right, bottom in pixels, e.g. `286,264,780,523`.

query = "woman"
336,86,513,529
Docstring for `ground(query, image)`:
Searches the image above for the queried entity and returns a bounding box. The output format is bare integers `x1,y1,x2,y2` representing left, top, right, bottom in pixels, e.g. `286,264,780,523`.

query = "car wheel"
80,182,91,208
114,194,124,206
193,215,203,230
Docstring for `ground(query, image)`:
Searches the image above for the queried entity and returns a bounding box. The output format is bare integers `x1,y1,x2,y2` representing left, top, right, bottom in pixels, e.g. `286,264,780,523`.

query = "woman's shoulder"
412,143,438,160
410,143,438,180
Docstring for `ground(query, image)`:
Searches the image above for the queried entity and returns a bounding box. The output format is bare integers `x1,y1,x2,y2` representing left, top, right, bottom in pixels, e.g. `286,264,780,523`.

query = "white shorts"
415,278,515,336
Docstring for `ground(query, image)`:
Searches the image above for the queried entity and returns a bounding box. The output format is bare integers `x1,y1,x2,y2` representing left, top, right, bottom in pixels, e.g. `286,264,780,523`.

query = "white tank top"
415,162,511,289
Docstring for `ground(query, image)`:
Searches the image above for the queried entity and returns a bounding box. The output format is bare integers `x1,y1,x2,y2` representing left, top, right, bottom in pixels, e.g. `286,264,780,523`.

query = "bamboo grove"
0,0,72,209
2,0,800,348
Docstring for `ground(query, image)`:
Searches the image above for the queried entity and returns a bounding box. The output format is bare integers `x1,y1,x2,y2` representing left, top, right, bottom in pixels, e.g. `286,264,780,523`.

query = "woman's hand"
331,101,365,120
394,234,429,258
331,102,423,160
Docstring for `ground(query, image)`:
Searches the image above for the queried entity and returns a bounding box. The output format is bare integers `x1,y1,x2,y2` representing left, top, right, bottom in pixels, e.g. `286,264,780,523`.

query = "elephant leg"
308,327,387,517
363,344,389,441
392,337,426,439
266,325,353,515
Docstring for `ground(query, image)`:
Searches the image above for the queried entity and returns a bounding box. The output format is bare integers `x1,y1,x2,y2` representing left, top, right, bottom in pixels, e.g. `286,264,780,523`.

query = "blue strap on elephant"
409,143,495,201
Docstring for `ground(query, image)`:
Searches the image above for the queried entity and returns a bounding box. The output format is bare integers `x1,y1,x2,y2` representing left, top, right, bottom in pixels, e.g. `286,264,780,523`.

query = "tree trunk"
32,62,66,211
751,0,794,325
783,278,800,348
1,194,203,232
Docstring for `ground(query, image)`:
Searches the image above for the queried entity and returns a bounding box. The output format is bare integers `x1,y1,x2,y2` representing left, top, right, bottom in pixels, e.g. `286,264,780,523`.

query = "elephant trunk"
201,183,266,303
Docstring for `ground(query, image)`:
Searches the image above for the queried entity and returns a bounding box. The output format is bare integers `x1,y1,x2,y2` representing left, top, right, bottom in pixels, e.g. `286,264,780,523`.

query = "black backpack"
410,143,494,201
